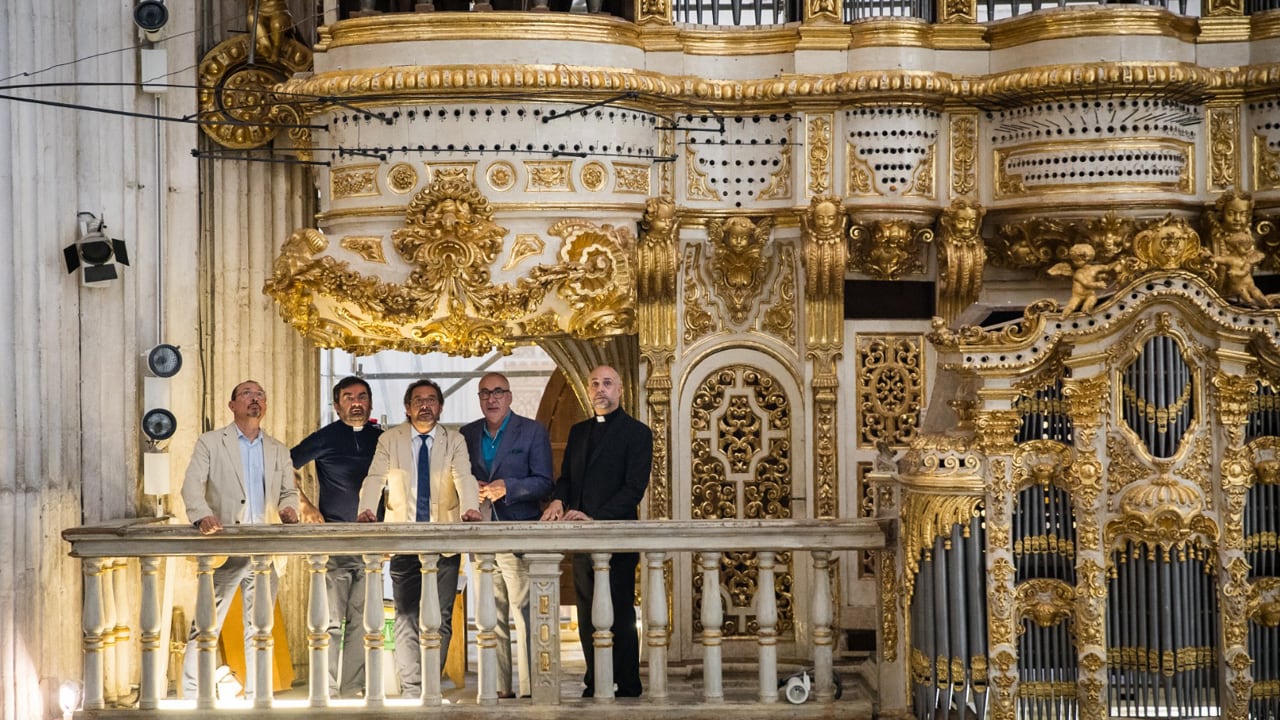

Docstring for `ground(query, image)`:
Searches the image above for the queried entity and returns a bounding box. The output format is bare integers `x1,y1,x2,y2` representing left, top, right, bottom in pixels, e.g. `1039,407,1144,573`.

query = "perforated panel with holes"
843,107,939,196
682,114,795,208
1248,99,1280,191
988,98,1200,198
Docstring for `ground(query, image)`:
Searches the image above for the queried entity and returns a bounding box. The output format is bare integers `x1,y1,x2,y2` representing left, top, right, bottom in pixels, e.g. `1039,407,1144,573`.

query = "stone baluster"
646,551,669,700
527,553,563,705
699,550,724,703
111,560,132,704
251,554,275,709
811,549,835,701
362,554,385,707
307,555,329,707
194,555,217,709
139,557,162,709
591,552,615,701
419,553,443,706
756,551,779,703
82,558,107,710
475,553,498,705
100,558,118,706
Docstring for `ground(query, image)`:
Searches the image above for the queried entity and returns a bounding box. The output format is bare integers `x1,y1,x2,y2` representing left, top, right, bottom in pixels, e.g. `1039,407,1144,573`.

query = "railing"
64,518,885,716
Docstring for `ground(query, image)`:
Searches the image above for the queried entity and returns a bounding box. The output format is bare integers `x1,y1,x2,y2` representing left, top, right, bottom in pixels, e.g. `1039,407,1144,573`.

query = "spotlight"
133,0,168,33
142,344,182,494
64,213,129,286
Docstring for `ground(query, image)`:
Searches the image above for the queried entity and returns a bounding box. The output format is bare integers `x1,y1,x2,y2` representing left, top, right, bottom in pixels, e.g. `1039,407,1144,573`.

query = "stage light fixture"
64,213,129,286
133,0,168,33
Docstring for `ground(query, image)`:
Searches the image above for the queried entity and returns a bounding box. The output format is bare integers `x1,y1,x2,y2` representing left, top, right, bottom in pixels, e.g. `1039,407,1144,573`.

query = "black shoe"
497,691,516,699
617,687,643,698
582,687,594,698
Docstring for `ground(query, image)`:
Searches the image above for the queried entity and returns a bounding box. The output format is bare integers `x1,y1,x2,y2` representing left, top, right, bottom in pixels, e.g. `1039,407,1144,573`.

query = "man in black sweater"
541,365,653,698
291,376,383,698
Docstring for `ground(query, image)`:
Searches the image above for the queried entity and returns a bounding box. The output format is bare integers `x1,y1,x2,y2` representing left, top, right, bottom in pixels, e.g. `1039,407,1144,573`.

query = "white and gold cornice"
316,13,644,50
279,60,1280,116
983,6,1199,50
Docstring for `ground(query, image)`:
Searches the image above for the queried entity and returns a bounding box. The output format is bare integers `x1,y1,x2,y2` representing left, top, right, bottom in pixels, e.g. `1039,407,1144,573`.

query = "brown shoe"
497,691,516,699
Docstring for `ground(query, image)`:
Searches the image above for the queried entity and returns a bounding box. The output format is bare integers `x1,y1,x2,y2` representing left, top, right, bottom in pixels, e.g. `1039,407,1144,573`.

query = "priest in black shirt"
291,376,383,698
541,365,652,698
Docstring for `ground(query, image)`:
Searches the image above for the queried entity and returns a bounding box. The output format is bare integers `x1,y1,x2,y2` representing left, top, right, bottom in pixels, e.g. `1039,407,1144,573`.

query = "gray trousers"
390,553,461,697
491,552,532,696
326,555,366,697
182,557,279,699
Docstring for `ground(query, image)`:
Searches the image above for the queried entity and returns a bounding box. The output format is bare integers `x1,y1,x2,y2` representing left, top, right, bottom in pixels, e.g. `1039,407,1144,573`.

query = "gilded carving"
1075,559,1107,648
801,196,847,350
987,558,1017,646
388,163,419,194
613,163,650,195
1062,375,1108,447
904,143,935,198
756,142,792,201
524,161,574,192
658,127,675,198
761,246,797,345
879,551,898,662
685,145,718,200
811,365,840,519
1256,133,1280,191
845,142,878,196
331,165,379,199
340,235,386,263
1222,556,1251,649
549,218,637,338
265,178,637,355
682,245,715,344
1208,191,1271,307
990,217,1067,271
708,216,773,325
690,366,794,637
941,0,976,22
856,335,924,449
580,162,608,192
937,200,986,323
1104,468,1217,550
1248,578,1280,627
975,410,1021,456
849,220,933,280
638,196,680,351
806,114,833,196
806,0,839,21
197,14,312,150
430,164,475,184
639,0,671,23
645,370,672,520
949,113,977,198
1208,106,1239,191
1125,215,1214,281
503,234,544,272
486,161,516,192
1015,579,1074,627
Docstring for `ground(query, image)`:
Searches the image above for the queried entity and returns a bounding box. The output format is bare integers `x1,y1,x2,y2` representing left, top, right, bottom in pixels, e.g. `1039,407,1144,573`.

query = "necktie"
416,433,431,522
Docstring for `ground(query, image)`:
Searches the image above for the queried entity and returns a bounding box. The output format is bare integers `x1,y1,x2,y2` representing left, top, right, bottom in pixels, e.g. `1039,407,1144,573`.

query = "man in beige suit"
180,379,300,699
358,379,481,698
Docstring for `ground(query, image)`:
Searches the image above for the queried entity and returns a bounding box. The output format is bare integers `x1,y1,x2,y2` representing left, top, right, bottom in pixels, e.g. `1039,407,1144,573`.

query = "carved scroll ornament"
264,177,636,356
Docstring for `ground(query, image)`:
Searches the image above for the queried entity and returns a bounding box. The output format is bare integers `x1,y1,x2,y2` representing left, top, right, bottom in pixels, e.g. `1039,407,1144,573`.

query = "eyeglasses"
477,388,510,400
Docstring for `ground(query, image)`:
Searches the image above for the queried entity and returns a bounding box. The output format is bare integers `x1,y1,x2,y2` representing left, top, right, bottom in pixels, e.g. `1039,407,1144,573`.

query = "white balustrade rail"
64,518,885,716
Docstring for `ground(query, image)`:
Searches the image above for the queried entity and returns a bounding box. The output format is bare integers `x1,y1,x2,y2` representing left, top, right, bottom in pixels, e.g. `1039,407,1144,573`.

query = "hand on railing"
279,506,299,524
193,516,223,535
356,509,377,522
462,508,482,522
540,499,592,521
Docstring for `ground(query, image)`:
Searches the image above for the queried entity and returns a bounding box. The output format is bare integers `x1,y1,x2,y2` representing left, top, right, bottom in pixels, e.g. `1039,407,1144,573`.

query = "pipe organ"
892,272,1280,720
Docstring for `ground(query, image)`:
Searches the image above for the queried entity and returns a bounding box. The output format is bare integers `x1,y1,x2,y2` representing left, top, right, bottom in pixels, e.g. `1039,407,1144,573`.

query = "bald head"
587,365,623,416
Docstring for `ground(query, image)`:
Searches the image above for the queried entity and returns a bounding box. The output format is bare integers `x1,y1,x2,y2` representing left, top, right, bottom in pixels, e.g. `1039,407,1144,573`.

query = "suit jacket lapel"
222,426,246,495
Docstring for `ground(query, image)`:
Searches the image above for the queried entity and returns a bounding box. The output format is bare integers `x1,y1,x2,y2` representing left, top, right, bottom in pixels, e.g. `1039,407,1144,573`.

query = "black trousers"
572,551,641,697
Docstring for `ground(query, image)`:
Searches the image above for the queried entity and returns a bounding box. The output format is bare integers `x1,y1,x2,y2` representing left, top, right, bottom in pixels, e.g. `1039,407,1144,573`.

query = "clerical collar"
594,407,622,424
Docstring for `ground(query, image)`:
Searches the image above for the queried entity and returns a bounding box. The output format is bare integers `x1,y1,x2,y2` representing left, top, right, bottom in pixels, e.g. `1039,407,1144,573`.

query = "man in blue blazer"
460,371,555,699
541,365,652,698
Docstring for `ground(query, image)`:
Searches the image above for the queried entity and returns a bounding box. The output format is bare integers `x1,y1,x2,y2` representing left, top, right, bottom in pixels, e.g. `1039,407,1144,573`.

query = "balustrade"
64,518,883,716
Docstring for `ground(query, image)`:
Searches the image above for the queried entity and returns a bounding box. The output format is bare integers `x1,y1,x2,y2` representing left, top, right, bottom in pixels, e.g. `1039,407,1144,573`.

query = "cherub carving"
1047,243,1120,315
247,0,293,64
1212,230,1270,308
800,196,846,300
708,216,772,324
638,196,679,307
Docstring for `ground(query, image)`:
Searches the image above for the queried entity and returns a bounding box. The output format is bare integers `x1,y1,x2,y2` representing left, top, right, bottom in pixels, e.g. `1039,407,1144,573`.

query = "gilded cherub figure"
1047,243,1120,315
1213,230,1271,308
247,0,293,64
